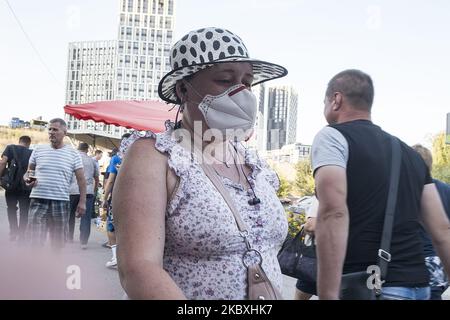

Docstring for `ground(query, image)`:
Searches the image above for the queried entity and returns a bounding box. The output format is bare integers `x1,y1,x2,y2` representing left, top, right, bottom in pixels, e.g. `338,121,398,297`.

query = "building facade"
266,85,298,151
65,0,175,139
264,143,311,164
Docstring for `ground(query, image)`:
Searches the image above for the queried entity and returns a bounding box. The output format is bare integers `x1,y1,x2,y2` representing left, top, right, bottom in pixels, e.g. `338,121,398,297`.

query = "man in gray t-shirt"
68,143,99,248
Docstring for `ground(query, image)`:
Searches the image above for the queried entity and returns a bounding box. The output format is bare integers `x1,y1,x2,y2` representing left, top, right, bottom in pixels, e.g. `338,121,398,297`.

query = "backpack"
0,146,29,192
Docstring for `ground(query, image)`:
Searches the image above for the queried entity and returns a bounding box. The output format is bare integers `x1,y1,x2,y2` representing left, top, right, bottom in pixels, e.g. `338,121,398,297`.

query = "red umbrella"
64,99,175,132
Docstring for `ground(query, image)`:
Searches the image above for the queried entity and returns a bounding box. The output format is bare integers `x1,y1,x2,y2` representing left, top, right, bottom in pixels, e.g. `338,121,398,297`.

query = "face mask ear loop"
174,103,184,129
183,80,204,100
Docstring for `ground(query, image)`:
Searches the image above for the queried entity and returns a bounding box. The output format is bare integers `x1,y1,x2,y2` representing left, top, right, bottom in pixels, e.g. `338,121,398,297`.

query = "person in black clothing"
0,136,32,241
412,144,450,299
312,69,450,300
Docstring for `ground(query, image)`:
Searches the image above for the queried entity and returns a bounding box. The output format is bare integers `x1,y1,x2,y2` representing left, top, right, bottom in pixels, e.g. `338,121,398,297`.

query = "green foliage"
432,132,450,183
294,159,315,196
277,175,292,198
286,209,306,237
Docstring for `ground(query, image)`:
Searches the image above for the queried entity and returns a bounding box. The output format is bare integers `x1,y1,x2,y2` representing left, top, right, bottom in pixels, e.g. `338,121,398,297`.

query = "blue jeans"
69,194,94,245
382,286,430,300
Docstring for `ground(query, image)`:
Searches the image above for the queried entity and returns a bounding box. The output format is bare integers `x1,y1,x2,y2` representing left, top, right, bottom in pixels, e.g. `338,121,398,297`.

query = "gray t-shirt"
69,152,99,195
311,126,349,174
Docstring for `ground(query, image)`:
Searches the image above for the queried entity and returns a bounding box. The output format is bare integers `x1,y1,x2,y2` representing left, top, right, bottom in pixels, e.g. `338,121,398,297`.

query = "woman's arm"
113,138,186,299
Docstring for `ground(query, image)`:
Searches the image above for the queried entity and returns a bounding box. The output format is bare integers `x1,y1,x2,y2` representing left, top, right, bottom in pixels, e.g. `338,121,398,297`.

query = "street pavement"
6,190,447,300
0,190,298,300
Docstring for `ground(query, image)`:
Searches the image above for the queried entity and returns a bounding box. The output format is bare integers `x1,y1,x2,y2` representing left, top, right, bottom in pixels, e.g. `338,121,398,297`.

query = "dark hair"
19,135,31,145
109,147,119,157
78,142,89,152
49,118,67,127
94,149,103,155
326,69,374,111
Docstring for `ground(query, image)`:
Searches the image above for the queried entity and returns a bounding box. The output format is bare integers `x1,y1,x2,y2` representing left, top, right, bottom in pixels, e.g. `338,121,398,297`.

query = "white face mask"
186,83,257,141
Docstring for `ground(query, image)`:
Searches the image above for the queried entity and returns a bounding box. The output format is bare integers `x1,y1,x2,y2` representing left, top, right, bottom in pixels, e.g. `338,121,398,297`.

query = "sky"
1,0,449,146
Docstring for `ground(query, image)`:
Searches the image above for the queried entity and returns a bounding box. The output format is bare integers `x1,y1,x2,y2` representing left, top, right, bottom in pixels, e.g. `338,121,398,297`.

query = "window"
152,0,156,14
157,30,162,43
128,0,133,12
168,0,174,15
165,17,171,29
143,0,148,12
150,15,155,28
158,0,164,14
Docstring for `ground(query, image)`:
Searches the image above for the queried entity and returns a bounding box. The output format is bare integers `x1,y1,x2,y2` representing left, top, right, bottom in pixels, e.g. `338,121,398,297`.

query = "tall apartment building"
266,85,298,151
65,0,175,138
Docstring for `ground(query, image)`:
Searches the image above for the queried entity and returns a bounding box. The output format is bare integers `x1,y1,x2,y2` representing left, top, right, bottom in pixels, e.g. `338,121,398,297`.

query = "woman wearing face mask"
113,27,288,299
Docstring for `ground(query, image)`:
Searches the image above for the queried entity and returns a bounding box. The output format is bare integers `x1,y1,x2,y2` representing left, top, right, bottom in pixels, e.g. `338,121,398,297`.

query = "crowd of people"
0,119,125,268
1,26,450,300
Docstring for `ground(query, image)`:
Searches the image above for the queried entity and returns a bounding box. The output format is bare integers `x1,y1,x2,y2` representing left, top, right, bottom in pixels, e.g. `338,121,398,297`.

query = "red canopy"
64,99,175,132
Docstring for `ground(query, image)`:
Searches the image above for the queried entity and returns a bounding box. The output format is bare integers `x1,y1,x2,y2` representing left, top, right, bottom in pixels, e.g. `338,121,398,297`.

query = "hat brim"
158,57,288,105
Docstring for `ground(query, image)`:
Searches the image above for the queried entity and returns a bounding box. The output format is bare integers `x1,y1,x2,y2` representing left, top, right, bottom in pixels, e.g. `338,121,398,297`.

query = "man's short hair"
412,144,433,170
19,135,31,145
49,118,67,128
78,142,89,152
326,69,374,111
94,149,103,155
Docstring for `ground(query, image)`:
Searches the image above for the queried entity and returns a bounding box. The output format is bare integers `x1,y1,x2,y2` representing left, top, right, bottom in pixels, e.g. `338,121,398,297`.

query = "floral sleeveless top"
124,123,288,300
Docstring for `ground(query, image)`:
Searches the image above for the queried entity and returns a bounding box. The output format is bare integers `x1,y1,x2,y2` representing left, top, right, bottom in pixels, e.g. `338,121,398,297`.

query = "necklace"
211,142,234,168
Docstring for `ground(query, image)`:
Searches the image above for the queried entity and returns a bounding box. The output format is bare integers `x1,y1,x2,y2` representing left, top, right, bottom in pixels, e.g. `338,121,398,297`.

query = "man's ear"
333,92,343,111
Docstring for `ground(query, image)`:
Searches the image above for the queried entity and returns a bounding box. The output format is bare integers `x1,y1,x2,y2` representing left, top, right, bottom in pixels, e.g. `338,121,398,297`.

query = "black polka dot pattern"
158,27,288,104
200,41,206,52
190,47,197,57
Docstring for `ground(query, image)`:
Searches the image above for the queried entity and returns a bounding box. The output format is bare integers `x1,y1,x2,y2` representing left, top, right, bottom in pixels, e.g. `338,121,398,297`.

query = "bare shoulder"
125,137,167,167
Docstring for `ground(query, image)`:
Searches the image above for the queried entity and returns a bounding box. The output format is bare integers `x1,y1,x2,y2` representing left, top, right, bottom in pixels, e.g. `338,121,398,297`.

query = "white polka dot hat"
158,27,288,104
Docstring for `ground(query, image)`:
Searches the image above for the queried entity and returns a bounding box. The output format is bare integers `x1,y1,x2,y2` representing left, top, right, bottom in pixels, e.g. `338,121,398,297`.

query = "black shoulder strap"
378,136,402,280
10,145,19,164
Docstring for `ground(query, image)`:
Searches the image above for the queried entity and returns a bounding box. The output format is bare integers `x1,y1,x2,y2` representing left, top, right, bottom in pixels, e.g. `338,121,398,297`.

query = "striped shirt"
29,145,83,201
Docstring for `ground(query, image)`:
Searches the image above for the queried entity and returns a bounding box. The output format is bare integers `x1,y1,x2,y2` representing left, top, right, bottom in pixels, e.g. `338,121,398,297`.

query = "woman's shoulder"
120,121,178,156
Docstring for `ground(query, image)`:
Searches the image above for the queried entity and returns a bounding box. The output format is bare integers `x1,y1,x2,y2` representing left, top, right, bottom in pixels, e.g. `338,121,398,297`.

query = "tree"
432,132,450,183
294,159,315,196
277,174,292,198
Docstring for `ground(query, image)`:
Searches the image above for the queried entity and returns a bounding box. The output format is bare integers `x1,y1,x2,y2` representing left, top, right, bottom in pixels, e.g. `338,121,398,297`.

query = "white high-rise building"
65,0,175,139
